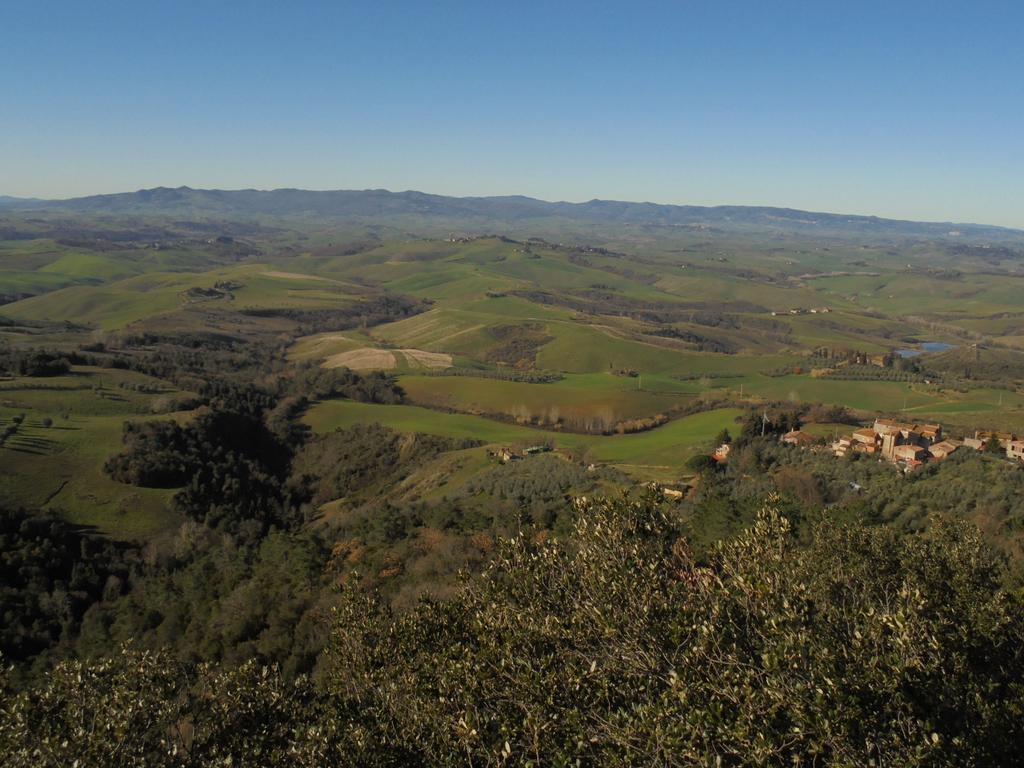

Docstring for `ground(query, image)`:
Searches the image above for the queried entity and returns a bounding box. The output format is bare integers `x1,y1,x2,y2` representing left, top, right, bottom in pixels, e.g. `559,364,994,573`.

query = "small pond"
895,342,956,358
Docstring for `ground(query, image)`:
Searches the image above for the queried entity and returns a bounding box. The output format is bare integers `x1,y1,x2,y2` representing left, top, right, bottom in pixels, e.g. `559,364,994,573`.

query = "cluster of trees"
46,420,609,682
0,507,131,679
0,350,71,377
649,325,737,353
733,406,804,440
500,397,747,437
820,364,933,383
716,402,856,447
74,334,294,393
79,412,533,678
293,424,479,507
483,323,554,368
104,364,408,532
424,366,563,384
4,493,1023,765
240,293,429,335
672,371,743,382
760,365,802,377
612,411,670,434
463,453,603,531
116,380,165,394
71,525,333,679
104,382,301,531
283,363,404,404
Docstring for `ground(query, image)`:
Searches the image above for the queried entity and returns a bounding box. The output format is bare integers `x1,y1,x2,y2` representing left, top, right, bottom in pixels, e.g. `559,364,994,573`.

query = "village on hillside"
775,418,1024,472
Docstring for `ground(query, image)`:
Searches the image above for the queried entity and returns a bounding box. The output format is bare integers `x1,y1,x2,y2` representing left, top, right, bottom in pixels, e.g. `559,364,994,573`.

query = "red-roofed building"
929,440,960,460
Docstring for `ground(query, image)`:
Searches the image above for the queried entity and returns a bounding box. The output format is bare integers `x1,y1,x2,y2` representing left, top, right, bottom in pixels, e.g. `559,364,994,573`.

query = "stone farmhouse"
1009,441,1024,461
781,430,816,447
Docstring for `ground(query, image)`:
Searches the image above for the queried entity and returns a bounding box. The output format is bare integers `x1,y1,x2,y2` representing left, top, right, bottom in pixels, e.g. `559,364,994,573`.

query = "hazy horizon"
2,1,1021,227
4,183,1024,231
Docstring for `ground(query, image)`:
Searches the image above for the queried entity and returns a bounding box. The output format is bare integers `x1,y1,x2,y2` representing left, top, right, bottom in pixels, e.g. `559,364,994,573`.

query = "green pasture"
0,283,183,329
303,399,741,481
458,295,573,321
779,312,898,351
304,400,565,447
536,323,684,373
0,368,195,539
0,409,183,540
0,269,86,296
535,322,801,375
487,252,637,293
39,252,138,281
371,308,498,354
735,373,1024,423
399,373,690,424
806,272,1024,316
0,239,72,271
0,367,186,417
584,407,743,470
0,262,359,329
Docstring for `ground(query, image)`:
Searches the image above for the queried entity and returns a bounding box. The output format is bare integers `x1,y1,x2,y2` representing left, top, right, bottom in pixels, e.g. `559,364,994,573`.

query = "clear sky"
2,1,1022,227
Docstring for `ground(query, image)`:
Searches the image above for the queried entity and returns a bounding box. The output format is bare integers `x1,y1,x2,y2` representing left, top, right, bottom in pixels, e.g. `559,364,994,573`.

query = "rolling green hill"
4,206,1024,542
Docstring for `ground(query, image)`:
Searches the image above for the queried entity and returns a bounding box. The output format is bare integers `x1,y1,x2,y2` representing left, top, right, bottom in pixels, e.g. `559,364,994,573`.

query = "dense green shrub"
4,493,1023,766
328,493,1024,766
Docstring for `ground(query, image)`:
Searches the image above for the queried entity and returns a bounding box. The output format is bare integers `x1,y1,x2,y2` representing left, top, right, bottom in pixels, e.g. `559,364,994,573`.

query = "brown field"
260,270,328,281
401,349,453,369
324,348,397,369
323,347,453,371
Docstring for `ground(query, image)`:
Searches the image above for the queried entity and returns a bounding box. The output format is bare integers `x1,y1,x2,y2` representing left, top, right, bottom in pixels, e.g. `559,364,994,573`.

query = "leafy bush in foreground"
4,493,1023,766
332,494,1024,766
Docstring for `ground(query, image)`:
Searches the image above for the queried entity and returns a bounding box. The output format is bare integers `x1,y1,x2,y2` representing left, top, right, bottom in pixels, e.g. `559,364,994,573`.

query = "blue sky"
2,1,1022,226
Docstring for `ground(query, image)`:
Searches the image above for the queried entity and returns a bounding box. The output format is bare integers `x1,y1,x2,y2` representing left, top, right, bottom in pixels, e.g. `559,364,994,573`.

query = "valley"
5,198,1024,544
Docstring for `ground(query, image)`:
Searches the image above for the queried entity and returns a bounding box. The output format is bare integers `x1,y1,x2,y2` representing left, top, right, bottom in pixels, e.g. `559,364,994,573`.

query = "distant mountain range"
1,186,1020,240
0,195,43,209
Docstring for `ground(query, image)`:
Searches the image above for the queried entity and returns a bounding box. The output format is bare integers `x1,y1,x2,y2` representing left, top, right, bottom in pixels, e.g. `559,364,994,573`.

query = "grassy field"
397,363,1024,435
737,374,1024,426
304,399,574,446
584,407,743,480
303,398,742,482
0,367,194,539
399,373,691,426
0,408,184,539
0,367,188,415
0,262,359,330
